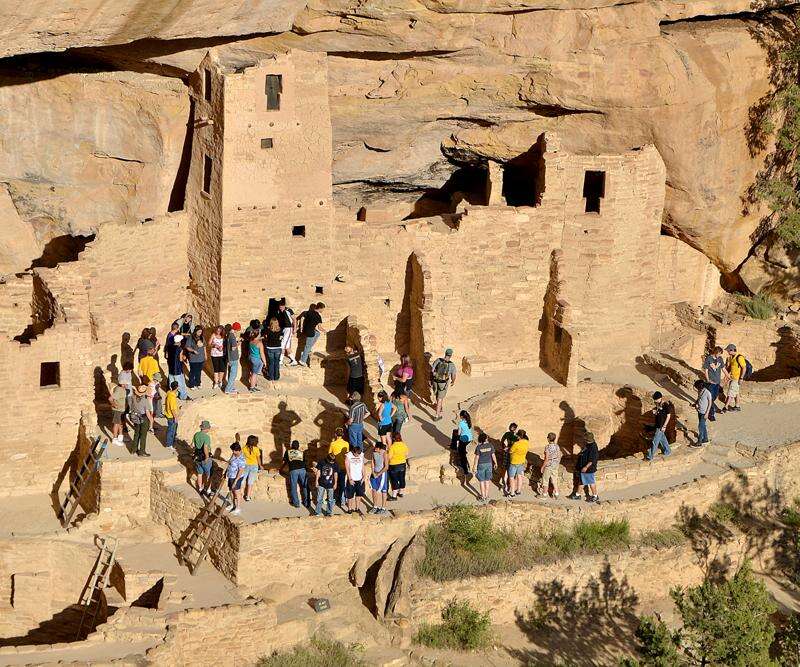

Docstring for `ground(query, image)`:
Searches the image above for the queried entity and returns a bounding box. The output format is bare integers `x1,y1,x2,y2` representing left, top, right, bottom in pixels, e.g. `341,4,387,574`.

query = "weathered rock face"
0,0,795,278
0,69,188,249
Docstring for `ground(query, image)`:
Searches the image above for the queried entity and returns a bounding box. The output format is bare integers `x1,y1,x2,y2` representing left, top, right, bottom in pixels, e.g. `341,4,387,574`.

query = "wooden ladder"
59,437,108,528
75,536,118,640
179,487,231,575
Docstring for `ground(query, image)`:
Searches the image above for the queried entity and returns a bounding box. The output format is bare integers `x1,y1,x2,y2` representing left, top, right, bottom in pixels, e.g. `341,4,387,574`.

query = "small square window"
40,361,60,387
315,285,324,295
260,138,274,149
292,225,305,237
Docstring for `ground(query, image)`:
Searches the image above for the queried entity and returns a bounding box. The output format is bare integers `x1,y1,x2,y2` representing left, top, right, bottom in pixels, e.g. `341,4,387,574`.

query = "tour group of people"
107,298,750,515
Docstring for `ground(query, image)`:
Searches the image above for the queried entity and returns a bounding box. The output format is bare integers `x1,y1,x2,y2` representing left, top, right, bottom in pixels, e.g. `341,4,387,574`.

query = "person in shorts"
275,299,297,366
345,444,367,514
345,345,365,397
724,343,744,412
569,432,599,502
242,434,263,502
110,380,127,446
539,432,561,498
193,420,213,497
226,442,246,515
369,441,389,514
472,432,496,503
209,325,226,390
500,423,519,496
375,390,396,447
430,348,457,421
508,430,529,497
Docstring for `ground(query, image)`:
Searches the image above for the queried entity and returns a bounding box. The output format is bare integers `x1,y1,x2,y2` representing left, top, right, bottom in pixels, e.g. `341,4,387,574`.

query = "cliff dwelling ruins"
0,2,799,665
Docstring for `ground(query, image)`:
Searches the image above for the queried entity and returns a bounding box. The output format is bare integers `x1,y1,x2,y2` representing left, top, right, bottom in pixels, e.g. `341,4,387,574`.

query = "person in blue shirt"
375,390,397,447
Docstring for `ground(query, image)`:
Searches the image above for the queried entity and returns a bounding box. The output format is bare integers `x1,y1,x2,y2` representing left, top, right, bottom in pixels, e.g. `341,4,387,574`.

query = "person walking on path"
263,317,283,382
430,349,457,421
247,328,265,393
455,410,473,480
225,322,241,394
345,345,365,398
391,388,408,434
297,302,326,367
328,427,349,507
283,440,309,508
193,420,214,497
163,381,180,449
185,326,206,389
569,433,599,502
346,392,368,451
508,430,529,497
539,432,561,498
166,334,189,400
129,385,153,458
376,390,397,447
647,391,673,460
370,441,389,514
209,325,226,390
692,379,712,447
314,452,339,516
473,432,496,503
276,299,297,366
345,444,367,514
110,381,127,446
724,343,746,413
387,432,410,501
393,354,414,417
500,423,519,496
703,346,725,420
226,441,246,515
242,434,264,502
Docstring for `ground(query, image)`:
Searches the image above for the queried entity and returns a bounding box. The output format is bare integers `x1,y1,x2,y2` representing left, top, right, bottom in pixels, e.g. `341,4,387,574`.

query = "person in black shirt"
314,453,339,516
647,391,673,461
297,303,325,367
344,344,365,397
282,440,308,508
568,432,600,502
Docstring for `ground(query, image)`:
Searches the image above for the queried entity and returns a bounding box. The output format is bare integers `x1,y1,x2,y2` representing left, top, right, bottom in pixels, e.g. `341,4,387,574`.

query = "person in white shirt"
345,445,367,514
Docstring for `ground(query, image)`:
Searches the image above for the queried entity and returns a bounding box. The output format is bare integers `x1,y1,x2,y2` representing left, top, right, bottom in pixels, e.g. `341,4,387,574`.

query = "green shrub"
639,528,686,549
708,501,739,525
414,599,492,651
777,613,800,667
257,637,364,667
419,506,633,581
738,292,776,320
623,615,683,666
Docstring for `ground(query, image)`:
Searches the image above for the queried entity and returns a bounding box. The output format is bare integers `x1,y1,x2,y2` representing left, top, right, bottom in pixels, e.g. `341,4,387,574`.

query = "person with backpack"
393,354,414,417
430,348,457,421
129,384,153,457
702,346,725,420
724,344,750,412
193,420,213,497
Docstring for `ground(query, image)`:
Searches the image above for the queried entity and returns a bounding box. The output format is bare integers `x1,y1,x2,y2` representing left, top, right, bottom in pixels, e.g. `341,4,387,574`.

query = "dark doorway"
266,297,284,321
168,98,194,212
405,166,488,220
395,253,429,402
40,361,61,387
29,234,95,269
583,170,606,214
502,134,546,207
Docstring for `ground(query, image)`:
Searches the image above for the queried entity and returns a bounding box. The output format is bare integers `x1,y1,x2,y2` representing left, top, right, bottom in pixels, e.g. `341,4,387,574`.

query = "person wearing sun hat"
129,383,153,457
430,348,457,421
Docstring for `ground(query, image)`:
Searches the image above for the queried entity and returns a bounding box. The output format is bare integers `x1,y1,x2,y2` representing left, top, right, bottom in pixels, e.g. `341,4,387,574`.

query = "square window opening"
202,155,213,195
315,285,324,295
583,170,606,214
40,361,60,387
265,74,283,110
203,69,212,102
260,137,274,149
292,225,306,237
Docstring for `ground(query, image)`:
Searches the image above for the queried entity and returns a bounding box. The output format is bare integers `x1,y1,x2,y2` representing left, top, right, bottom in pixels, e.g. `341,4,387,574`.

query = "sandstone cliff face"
0,68,188,255
0,0,796,281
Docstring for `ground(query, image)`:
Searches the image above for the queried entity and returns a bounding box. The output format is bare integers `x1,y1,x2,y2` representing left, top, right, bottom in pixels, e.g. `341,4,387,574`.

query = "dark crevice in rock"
659,3,800,29
328,49,459,61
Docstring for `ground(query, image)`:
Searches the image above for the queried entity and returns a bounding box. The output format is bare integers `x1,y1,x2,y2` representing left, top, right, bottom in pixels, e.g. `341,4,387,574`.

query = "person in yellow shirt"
138,351,160,382
724,343,744,412
242,434,264,502
163,380,180,448
508,431,529,497
328,427,349,506
387,432,411,500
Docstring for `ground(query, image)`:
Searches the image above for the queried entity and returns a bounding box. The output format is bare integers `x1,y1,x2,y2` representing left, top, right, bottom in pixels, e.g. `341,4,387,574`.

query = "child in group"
226,442,246,515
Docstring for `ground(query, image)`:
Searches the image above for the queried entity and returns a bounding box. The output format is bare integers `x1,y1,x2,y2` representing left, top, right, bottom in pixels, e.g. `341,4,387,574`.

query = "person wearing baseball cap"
192,420,213,497
224,323,242,394
430,348,457,421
